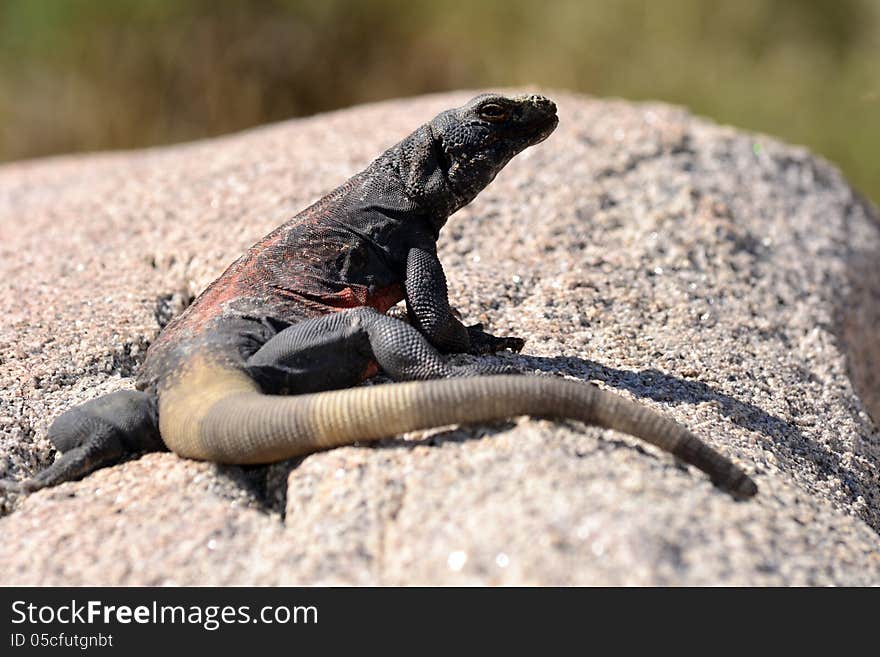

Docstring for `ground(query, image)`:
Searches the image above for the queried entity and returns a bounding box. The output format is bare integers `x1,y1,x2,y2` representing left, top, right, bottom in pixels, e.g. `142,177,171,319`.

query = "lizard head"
428,92,558,208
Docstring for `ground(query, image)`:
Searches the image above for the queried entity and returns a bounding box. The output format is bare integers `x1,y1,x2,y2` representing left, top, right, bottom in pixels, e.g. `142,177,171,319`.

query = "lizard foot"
0,478,26,494
0,476,46,495
466,324,526,354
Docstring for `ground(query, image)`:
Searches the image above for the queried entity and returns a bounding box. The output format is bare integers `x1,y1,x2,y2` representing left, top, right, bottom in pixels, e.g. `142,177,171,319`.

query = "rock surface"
1,91,879,585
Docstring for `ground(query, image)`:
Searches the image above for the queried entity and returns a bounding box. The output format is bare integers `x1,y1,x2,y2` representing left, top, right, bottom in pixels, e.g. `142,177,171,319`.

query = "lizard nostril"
528,95,557,114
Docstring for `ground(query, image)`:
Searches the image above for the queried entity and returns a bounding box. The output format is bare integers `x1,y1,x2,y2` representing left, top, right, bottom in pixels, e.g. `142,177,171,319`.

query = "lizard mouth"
529,114,559,144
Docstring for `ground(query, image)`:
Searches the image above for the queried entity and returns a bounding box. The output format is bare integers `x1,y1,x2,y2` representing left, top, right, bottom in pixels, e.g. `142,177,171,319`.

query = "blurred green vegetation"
0,0,877,202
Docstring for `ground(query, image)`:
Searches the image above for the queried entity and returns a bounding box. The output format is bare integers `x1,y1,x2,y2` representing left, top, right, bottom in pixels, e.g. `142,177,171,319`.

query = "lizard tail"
158,358,757,498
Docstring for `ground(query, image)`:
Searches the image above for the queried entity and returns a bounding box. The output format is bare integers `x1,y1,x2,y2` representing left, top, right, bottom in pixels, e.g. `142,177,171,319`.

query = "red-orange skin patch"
140,170,411,389
348,282,405,313
360,360,381,380
336,283,404,383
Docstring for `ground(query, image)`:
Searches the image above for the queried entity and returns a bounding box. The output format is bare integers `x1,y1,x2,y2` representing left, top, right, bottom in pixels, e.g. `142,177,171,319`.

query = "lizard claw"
495,336,526,353
466,324,526,354
0,478,35,494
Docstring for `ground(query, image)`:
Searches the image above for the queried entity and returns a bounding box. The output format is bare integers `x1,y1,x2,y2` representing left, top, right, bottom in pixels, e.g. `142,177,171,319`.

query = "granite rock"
1,91,878,585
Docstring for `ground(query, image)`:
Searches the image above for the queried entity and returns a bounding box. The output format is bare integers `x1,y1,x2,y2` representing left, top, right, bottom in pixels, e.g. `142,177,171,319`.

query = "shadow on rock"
510,353,880,528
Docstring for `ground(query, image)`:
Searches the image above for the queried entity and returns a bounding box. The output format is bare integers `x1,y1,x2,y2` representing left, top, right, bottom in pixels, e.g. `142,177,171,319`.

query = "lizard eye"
479,103,508,122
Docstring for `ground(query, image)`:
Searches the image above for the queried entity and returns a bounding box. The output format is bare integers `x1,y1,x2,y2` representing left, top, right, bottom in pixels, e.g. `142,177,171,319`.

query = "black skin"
3,93,558,493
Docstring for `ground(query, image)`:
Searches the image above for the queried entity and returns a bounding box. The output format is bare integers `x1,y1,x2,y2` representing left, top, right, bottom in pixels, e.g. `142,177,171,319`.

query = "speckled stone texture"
1,91,878,585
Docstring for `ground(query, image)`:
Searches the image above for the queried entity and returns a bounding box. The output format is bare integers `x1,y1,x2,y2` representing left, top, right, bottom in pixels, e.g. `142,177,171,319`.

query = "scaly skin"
3,93,757,498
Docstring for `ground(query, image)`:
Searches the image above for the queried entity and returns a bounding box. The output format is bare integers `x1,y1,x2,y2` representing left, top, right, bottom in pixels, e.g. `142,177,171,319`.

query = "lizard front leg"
404,246,524,355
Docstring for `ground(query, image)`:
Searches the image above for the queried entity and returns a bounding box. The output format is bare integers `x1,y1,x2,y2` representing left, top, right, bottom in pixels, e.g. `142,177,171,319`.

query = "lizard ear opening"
431,132,453,179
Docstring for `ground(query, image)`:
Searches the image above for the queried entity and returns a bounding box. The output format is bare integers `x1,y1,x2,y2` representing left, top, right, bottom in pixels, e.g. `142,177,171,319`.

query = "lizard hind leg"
1,390,162,493
245,307,516,395
245,309,380,394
